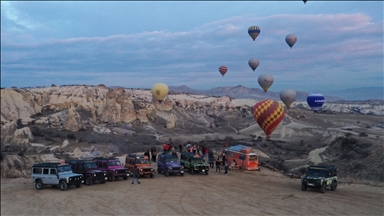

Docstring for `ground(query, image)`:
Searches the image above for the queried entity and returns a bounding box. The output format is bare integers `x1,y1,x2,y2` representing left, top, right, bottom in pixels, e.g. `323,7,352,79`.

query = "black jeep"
301,165,338,193
66,160,107,186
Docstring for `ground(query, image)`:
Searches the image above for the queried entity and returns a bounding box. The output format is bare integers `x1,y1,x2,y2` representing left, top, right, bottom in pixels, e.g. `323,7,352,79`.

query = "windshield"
191,158,203,162
107,161,121,166
57,165,72,173
85,163,98,169
249,155,258,161
166,157,179,163
136,159,149,164
307,169,326,177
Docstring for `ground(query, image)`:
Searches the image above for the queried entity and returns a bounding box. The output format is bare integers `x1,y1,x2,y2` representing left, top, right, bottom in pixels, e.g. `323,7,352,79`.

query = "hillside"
1,86,383,185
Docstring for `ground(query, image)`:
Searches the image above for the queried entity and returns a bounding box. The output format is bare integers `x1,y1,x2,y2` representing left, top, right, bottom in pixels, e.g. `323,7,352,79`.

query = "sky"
1,1,383,95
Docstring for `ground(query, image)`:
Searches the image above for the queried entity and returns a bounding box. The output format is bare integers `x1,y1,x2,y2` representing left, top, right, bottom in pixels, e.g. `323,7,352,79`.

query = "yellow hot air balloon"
152,83,169,102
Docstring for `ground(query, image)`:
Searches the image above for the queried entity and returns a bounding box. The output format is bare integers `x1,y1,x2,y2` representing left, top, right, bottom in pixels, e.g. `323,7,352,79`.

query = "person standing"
215,158,221,174
132,166,141,184
224,159,229,175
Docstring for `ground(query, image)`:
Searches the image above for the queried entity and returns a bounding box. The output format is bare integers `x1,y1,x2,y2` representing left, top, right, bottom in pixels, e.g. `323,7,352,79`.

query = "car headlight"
104,173,106,176
93,174,96,177
115,171,118,173
140,169,143,172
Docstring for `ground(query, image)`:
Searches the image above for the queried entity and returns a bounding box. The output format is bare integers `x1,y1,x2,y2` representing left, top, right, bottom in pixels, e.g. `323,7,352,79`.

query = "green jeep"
180,152,209,175
301,165,337,193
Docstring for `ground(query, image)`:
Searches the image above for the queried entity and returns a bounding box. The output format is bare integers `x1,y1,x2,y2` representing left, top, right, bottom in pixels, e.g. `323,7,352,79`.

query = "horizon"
1,1,383,95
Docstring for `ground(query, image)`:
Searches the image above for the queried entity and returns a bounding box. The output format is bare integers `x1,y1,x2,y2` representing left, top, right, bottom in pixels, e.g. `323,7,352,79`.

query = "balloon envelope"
285,34,297,48
280,89,296,108
258,74,274,92
248,58,260,72
306,93,325,111
219,66,228,77
152,83,169,102
252,99,285,136
248,26,260,41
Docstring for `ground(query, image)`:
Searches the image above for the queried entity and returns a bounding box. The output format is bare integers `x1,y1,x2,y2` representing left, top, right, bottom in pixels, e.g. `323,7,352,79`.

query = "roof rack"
32,163,64,167
65,159,95,164
92,157,118,161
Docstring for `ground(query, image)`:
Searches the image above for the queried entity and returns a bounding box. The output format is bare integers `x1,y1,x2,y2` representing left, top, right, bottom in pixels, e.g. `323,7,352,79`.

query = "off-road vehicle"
125,153,155,178
157,153,184,177
93,157,129,182
301,165,337,193
31,162,83,191
180,152,209,175
66,160,107,185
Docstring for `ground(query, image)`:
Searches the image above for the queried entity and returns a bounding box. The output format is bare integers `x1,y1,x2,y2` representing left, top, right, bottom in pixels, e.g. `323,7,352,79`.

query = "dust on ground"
2,163,383,216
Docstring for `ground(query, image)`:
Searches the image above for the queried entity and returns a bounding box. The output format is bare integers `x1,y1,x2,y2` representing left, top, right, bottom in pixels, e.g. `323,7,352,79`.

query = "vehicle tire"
157,166,161,174
108,173,115,182
100,180,106,184
35,180,43,190
180,173,184,176
75,183,82,188
165,170,169,177
331,181,337,191
59,181,68,191
150,174,154,178
320,183,326,193
301,184,307,191
190,168,194,175
123,176,128,180
205,170,209,175
85,176,92,186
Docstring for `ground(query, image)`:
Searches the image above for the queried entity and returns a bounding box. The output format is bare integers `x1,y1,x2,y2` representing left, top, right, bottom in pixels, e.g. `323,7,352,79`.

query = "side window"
50,169,57,175
43,168,49,174
33,168,42,174
239,154,246,160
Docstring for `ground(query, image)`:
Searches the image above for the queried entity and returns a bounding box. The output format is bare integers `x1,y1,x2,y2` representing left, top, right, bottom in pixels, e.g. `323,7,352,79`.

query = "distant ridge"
169,85,343,102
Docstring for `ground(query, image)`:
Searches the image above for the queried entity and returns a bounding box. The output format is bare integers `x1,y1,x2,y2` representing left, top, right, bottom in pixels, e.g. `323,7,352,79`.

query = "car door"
49,168,59,185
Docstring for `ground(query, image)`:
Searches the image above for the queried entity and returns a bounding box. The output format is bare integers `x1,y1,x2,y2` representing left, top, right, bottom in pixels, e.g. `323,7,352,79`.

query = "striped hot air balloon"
219,66,228,77
252,99,285,136
248,26,261,41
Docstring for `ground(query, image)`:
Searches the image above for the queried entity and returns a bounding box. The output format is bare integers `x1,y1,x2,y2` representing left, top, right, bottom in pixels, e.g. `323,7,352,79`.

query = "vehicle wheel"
205,170,209,175
123,176,128,180
165,170,169,177
157,166,161,174
301,184,307,191
75,183,82,188
108,173,115,182
59,181,68,191
180,173,184,176
150,174,154,178
85,176,92,186
35,180,43,190
320,183,326,193
331,181,337,191
190,168,194,175
100,180,106,184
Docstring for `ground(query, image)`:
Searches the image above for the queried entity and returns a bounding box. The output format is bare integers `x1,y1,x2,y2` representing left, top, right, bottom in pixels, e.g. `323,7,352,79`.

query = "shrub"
359,132,368,137
341,137,357,151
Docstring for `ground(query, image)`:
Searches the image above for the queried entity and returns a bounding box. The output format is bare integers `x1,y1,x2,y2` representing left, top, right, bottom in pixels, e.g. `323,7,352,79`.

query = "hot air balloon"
248,58,260,72
307,93,325,111
248,26,260,41
258,74,274,92
219,66,228,77
285,34,297,49
252,99,285,136
280,89,296,108
152,83,169,103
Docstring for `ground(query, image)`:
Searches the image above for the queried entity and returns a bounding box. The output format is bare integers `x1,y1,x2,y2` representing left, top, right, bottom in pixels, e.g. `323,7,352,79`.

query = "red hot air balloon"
252,99,285,137
219,66,228,77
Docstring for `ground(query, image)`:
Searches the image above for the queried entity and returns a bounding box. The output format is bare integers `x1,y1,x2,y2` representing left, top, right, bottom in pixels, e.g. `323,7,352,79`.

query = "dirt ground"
1,163,383,216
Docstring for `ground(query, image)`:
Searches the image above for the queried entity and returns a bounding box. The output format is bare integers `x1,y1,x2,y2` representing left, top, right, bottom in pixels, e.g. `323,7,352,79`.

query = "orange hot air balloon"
252,99,285,136
219,66,228,77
